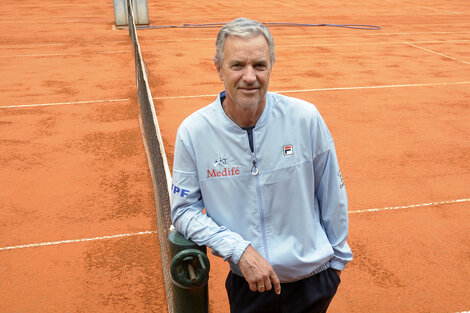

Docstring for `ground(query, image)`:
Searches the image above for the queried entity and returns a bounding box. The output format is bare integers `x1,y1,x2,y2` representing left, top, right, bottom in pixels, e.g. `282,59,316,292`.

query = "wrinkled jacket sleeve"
170,128,251,264
312,114,353,270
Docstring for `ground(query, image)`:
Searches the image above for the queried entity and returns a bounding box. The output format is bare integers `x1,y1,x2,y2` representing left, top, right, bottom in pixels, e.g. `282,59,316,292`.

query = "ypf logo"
171,184,190,198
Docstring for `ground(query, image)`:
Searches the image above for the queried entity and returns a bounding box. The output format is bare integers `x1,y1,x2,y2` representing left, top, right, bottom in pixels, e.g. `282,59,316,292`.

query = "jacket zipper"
250,131,270,262
251,152,258,175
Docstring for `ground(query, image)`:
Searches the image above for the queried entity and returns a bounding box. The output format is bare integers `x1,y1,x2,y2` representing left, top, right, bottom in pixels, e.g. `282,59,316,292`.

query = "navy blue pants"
225,268,341,313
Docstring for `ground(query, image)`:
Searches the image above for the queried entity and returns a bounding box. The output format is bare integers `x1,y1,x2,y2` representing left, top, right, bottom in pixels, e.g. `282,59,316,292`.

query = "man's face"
216,34,272,109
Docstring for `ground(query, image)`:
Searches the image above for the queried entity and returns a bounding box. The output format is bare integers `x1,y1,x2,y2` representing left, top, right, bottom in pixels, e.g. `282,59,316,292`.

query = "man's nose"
242,66,257,84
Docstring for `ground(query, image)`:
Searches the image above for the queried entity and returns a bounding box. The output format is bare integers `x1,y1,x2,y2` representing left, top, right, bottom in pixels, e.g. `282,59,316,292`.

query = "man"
170,17,352,313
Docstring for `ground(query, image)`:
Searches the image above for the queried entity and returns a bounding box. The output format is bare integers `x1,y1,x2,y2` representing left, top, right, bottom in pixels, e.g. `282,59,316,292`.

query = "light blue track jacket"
171,91,352,282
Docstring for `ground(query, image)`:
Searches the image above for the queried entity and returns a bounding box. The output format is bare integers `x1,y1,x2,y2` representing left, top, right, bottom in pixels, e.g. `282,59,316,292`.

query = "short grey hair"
214,17,275,67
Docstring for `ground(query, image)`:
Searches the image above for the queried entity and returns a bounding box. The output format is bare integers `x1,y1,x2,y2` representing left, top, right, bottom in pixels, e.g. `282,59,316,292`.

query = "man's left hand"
238,245,281,294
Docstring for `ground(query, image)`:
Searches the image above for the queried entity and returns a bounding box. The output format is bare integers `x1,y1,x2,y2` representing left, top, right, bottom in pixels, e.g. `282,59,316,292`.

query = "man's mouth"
239,87,259,94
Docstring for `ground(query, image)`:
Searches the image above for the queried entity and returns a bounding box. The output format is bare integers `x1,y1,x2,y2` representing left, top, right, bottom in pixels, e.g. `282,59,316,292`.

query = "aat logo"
213,156,229,168
207,154,240,178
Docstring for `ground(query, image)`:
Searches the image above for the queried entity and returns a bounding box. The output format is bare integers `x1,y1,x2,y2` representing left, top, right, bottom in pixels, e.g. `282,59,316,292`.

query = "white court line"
2,39,468,58
139,39,470,53
154,81,470,100
1,198,468,251
0,50,130,58
275,81,470,94
1,30,469,49
349,198,470,214
383,0,462,15
0,98,130,109
282,31,470,40
3,81,470,109
133,31,470,45
2,31,470,48
272,0,300,10
1,40,128,48
406,42,470,65
138,31,470,43
278,39,470,48
0,230,157,251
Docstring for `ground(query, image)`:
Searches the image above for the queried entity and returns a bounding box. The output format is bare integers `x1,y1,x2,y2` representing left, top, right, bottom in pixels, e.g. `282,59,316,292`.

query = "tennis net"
126,1,174,312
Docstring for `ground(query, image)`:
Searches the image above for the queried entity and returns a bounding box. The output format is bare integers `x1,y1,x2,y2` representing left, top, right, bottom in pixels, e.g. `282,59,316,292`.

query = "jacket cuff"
329,259,346,271
231,241,251,264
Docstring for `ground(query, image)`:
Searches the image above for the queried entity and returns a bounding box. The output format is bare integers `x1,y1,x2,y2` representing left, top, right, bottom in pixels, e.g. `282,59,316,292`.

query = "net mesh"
126,1,174,312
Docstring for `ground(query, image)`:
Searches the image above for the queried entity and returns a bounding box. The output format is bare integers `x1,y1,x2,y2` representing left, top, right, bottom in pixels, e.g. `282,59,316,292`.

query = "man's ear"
215,62,224,81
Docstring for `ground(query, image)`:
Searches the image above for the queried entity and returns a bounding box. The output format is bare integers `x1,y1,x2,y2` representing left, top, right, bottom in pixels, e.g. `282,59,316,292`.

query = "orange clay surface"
1,0,469,312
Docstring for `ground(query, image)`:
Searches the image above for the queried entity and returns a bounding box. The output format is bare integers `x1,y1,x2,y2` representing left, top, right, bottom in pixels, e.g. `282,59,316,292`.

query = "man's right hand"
238,245,281,295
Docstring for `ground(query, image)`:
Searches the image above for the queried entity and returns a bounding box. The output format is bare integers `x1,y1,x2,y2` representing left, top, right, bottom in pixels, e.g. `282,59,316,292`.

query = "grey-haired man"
171,17,352,313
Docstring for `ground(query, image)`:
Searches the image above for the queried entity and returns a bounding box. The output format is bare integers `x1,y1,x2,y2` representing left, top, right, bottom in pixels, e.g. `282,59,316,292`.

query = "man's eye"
255,64,267,70
231,64,242,70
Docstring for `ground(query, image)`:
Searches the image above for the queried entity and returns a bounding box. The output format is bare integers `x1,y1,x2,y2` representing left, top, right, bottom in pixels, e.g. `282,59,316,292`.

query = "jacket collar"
215,91,271,132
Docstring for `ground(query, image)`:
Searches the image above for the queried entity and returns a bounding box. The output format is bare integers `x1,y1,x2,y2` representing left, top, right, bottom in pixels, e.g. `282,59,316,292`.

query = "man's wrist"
232,241,251,264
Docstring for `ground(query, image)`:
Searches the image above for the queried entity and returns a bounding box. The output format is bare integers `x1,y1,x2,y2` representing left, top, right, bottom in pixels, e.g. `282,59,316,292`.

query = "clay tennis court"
1,0,469,312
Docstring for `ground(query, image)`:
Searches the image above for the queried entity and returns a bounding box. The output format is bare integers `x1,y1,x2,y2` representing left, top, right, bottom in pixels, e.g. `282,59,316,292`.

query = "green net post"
169,230,210,313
